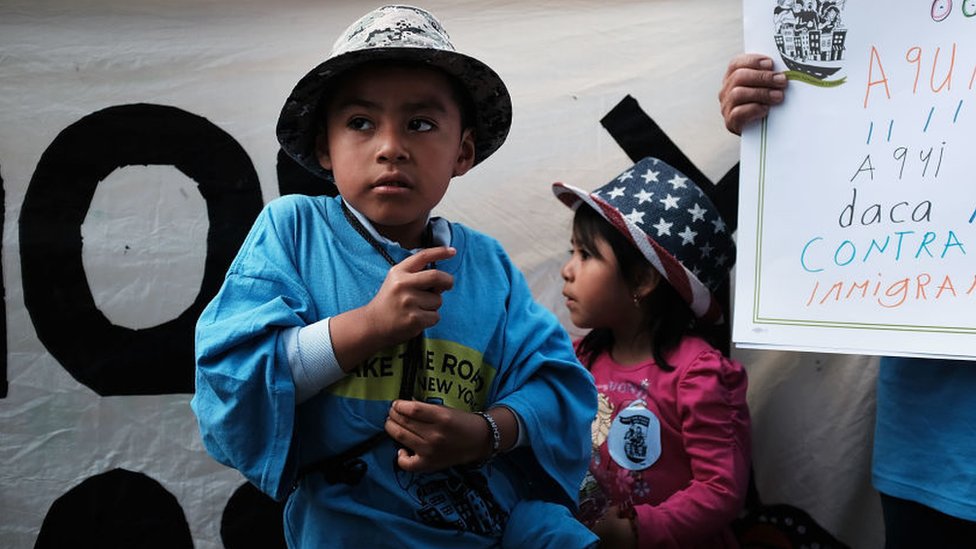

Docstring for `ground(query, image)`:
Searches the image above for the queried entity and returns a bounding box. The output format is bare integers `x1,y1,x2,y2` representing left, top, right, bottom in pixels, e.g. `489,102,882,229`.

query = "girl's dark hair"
572,204,712,372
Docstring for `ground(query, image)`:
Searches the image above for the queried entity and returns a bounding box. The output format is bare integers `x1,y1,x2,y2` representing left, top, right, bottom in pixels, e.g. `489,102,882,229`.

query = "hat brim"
552,182,726,324
277,47,512,179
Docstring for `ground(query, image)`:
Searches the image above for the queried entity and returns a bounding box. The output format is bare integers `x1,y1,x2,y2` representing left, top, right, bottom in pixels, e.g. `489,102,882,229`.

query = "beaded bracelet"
474,410,501,467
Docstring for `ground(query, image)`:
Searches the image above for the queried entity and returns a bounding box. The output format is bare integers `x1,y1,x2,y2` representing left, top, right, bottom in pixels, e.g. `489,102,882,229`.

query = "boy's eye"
347,117,374,131
408,119,435,132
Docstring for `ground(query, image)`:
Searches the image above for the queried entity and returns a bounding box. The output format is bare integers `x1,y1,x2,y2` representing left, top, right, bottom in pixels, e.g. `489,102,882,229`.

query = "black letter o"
20,104,263,395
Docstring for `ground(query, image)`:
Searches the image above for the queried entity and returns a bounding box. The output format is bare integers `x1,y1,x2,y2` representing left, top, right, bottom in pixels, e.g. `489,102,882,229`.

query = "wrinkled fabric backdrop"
0,1,881,547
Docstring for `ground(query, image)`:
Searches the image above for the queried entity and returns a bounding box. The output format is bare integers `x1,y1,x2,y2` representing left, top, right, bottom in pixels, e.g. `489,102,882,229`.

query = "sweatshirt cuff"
285,318,345,403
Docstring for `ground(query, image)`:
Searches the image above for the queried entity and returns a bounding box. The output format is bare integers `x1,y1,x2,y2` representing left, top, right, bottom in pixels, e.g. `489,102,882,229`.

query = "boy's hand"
719,53,787,135
365,246,455,345
385,400,491,473
330,246,455,372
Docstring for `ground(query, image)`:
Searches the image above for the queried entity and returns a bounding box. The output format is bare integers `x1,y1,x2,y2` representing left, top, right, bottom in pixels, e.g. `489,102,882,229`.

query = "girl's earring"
632,294,641,309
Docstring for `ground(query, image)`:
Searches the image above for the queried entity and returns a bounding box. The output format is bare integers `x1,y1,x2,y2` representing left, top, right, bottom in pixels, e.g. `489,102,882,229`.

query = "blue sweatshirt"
192,194,597,548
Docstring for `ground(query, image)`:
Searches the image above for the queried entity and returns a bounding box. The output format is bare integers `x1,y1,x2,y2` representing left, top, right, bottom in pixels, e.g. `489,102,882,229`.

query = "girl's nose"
560,258,573,281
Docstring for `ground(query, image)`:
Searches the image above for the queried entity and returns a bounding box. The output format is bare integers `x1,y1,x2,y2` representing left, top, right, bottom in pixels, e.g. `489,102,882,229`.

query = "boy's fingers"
395,448,432,472
391,400,440,424
412,270,454,294
397,246,457,273
385,412,423,443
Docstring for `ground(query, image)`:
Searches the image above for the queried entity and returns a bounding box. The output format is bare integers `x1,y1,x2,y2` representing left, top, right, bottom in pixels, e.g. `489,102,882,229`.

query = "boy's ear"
635,268,662,300
452,128,476,177
315,132,332,171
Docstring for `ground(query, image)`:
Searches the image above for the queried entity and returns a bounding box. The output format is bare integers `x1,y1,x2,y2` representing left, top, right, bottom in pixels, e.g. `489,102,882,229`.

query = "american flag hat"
552,157,734,324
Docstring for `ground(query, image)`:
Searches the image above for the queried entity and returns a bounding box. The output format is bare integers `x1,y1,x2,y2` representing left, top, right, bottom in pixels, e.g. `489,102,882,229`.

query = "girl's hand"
719,53,788,135
592,506,637,549
385,400,491,472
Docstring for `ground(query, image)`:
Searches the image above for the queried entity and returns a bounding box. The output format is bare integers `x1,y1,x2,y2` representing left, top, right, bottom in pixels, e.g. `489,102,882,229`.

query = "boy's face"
317,64,475,248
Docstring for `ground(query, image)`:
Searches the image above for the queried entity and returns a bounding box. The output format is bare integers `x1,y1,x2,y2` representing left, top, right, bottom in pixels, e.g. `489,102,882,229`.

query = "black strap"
341,201,433,400
294,201,433,488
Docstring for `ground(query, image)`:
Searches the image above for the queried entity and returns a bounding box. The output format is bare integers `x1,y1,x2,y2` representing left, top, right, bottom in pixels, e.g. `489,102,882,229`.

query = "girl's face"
560,232,637,330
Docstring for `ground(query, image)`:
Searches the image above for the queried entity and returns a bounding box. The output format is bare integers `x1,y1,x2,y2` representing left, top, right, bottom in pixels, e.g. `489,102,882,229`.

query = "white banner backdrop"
0,1,881,547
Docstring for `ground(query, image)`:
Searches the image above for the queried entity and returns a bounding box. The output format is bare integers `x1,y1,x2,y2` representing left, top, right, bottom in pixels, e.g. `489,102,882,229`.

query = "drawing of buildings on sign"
773,1,848,82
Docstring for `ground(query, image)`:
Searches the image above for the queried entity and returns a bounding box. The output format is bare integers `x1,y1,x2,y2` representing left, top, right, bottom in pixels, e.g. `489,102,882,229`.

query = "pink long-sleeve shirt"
585,336,751,548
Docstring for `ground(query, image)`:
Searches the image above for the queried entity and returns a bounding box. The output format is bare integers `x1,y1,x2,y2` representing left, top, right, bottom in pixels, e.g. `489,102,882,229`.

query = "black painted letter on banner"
600,94,740,231
20,104,263,395
35,468,193,548
222,482,287,549
276,149,337,198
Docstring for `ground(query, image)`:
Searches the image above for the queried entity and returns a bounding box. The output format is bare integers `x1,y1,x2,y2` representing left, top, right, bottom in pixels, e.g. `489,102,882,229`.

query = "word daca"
805,271,976,309
863,43,976,108
836,188,932,228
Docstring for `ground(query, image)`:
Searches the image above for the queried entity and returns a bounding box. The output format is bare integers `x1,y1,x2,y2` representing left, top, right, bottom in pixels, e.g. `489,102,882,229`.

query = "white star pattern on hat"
624,209,645,225
653,218,673,236
669,174,688,189
660,194,680,210
551,156,735,323
635,189,654,204
711,217,727,233
678,226,697,245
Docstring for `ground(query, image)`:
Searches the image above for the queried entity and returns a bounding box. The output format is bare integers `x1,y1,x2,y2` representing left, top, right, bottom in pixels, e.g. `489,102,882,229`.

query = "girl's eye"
348,117,374,131
569,247,590,260
408,119,434,132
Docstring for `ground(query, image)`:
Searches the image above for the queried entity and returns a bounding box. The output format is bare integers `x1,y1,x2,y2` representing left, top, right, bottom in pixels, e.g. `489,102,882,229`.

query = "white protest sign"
735,0,976,359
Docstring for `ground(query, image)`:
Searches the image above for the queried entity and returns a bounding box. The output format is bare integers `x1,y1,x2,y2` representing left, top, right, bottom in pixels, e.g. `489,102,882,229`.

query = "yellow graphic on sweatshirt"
329,338,496,411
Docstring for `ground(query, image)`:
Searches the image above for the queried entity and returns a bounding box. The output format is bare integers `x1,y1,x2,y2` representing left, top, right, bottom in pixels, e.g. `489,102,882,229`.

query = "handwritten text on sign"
735,0,976,358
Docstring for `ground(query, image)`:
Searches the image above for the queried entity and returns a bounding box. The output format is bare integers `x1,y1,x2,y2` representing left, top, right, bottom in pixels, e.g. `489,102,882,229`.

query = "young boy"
191,5,597,548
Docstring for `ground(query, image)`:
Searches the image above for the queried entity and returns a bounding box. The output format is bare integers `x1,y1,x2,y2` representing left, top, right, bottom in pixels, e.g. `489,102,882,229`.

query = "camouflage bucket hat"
552,157,735,324
277,4,513,179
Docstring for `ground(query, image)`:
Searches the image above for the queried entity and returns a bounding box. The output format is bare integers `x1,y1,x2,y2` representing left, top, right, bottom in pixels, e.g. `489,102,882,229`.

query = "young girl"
552,157,751,548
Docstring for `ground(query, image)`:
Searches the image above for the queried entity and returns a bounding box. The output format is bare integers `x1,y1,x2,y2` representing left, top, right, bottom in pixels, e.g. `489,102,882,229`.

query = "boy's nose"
376,127,409,163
